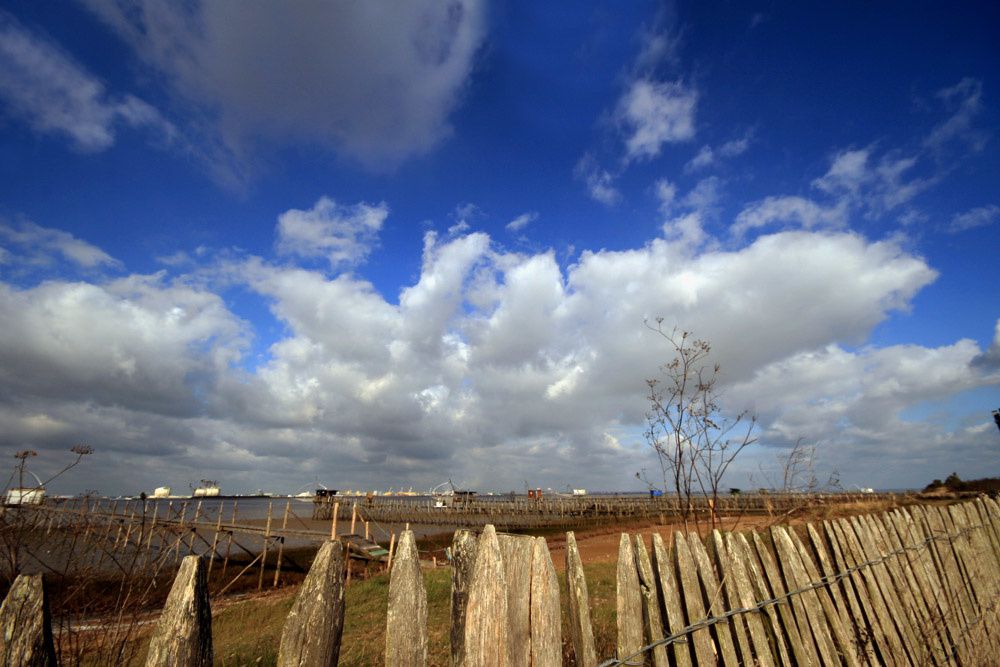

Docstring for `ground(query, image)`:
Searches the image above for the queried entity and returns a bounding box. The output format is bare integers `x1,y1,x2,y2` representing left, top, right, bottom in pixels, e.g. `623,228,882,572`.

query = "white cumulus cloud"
618,78,698,161
276,197,388,270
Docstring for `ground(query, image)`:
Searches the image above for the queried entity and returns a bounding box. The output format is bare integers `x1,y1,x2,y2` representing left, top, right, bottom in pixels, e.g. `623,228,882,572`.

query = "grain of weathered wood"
465,525,509,667
968,500,1000,648
687,532,740,666
926,506,976,628
834,517,905,667
769,527,838,666
851,515,920,664
826,519,891,666
632,535,668,667
971,499,1000,577
498,534,534,667
616,533,644,661
731,532,795,666
651,533,692,667
786,526,860,667
451,529,479,667
721,533,775,667
565,531,597,667
977,499,1000,649
385,530,427,666
529,537,561,667
945,503,995,658
865,513,938,665
145,555,212,667
948,504,1000,656
904,507,964,665
879,510,951,666
708,530,753,666
277,540,346,667
0,574,56,667
891,509,958,666
806,523,874,667
750,529,818,666
672,532,716,666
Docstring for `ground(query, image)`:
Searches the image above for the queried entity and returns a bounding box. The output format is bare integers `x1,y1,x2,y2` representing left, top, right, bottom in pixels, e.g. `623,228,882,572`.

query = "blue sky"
0,1,998,495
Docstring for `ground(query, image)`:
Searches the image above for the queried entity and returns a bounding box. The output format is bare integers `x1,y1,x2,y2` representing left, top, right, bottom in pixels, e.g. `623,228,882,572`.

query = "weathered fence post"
616,534,643,660
529,536,561,667
277,540,346,667
145,555,212,667
464,524,509,666
450,529,478,667
633,535,668,667
385,530,427,666
0,574,56,667
498,534,534,666
566,531,597,667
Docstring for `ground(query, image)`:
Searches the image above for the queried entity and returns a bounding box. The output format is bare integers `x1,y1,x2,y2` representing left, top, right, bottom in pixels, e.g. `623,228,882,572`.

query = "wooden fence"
313,492,899,530
3,497,999,665
18,498,388,595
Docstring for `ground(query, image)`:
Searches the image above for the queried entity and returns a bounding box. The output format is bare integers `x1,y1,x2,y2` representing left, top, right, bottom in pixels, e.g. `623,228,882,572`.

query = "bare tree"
752,437,842,524
644,320,757,530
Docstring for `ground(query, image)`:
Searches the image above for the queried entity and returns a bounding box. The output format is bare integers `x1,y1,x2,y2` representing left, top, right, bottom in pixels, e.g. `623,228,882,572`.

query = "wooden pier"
21,496,393,594
312,491,900,530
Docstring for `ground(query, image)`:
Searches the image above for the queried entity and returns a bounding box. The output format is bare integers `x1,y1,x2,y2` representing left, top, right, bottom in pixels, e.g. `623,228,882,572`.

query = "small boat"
572,488,587,496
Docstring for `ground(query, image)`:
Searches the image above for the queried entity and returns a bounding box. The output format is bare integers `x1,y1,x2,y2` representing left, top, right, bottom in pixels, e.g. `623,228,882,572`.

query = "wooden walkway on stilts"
20,495,396,595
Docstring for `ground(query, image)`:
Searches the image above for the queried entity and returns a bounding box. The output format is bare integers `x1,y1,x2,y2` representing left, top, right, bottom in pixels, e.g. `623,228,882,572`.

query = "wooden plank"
975,498,1000,648
0,574,56,667
529,537,561,667
687,532,740,666
730,532,795,666
893,508,960,665
787,526,861,667
971,499,1000,575
912,505,974,663
651,533,692,667
465,525,509,667
721,533,775,667
385,530,427,666
750,529,818,666
941,504,984,615
879,510,952,666
708,530,753,666
807,523,875,667
865,512,940,665
768,526,839,666
277,540,346,667
835,517,908,667
921,506,976,654
616,533,644,661
565,531,597,667
969,499,1000,649
672,531,716,666
947,503,1000,656
633,535,668,667
450,529,478,667
498,534,534,667
145,556,212,667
